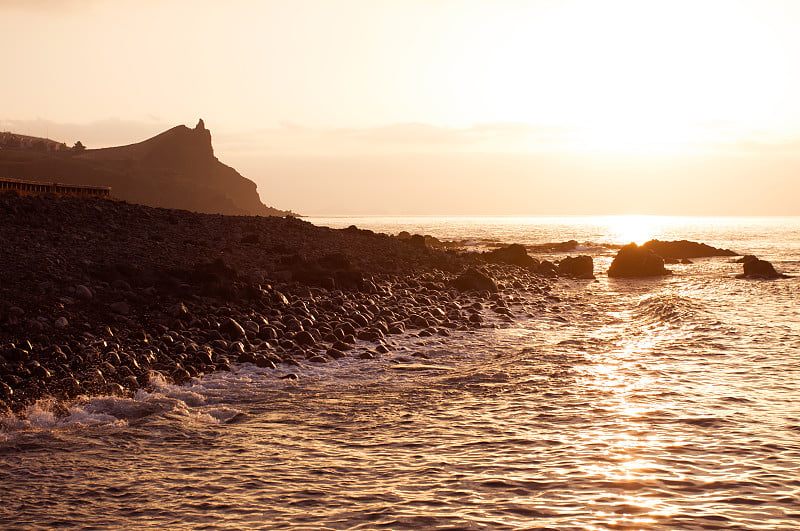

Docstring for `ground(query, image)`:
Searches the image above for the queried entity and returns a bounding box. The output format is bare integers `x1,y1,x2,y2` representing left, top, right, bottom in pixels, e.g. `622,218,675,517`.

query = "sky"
2,0,800,215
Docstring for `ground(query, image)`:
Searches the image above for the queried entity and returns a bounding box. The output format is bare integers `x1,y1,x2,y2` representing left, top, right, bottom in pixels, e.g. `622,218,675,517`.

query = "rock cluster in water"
482,244,595,279
0,194,564,417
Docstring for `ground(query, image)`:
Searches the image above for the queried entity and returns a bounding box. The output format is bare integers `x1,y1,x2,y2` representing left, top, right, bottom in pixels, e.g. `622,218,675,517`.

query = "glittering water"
2,216,800,530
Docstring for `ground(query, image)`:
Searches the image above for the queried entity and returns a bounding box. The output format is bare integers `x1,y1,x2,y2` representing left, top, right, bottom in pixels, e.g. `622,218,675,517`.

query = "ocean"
2,216,799,530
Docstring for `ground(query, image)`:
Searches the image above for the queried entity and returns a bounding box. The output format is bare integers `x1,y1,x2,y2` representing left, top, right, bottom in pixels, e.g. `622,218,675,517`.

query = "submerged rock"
608,243,671,278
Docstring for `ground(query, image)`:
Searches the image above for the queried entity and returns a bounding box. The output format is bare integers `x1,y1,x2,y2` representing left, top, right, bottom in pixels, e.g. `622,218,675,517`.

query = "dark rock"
327,348,347,360
641,239,738,259
254,355,276,369
737,258,786,279
736,254,758,264
357,329,384,342
0,381,12,400
105,382,126,396
332,340,354,351
109,301,130,315
293,330,316,347
484,244,535,267
450,268,498,293
220,317,247,340
608,243,672,278
75,285,93,300
408,234,427,248
532,260,557,277
171,368,192,385
557,255,594,279
169,302,190,319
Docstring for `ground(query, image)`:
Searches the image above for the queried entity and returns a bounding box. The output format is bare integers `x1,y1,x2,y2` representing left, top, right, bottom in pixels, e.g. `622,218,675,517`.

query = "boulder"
220,317,247,340
608,243,671,278
483,244,535,267
531,260,557,277
109,301,130,315
557,255,594,279
737,258,786,279
641,239,738,259
75,285,93,301
450,268,498,293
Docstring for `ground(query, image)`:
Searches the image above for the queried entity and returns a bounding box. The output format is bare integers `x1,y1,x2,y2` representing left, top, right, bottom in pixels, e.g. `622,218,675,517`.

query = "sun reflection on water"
602,215,664,245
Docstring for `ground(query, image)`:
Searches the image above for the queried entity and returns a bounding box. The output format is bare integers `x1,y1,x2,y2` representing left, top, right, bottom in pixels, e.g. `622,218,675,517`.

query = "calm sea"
2,216,799,530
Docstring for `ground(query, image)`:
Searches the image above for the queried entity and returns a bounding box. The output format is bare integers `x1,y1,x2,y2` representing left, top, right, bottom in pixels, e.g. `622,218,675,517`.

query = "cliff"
0,120,292,217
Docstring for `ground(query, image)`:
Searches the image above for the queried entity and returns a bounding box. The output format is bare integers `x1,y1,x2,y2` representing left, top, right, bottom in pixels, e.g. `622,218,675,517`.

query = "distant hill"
0,120,293,217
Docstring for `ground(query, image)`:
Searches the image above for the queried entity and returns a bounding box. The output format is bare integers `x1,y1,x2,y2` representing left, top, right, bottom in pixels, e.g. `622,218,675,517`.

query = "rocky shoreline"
0,194,565,418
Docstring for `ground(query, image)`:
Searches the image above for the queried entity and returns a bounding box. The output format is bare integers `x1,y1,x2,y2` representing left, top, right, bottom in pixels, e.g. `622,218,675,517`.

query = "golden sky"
3,0,800,215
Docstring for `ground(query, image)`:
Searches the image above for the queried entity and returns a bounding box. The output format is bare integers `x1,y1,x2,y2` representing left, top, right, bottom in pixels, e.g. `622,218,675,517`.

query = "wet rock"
531,260,557,277
608,243,671,278
293,330,316,347
451,268,498,293
105,382,126,396
54,317,69,329
357,329,384,342
557,255,594,279
483,244,535,267
0,381,13,400
326,348,347,360
254,355,276,369
122,375,140,390
641,239,738,259
737,258,787,279
55,378,82,400
332,340,354,351
171,367,192,384
220,318,247,340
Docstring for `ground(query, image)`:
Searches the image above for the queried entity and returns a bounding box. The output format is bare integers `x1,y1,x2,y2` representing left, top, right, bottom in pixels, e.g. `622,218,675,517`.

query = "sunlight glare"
440,0,792,153
605,215,661,245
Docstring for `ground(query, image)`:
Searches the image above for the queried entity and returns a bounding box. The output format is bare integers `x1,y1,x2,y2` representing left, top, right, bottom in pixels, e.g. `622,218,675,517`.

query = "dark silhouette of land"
0,120,291,216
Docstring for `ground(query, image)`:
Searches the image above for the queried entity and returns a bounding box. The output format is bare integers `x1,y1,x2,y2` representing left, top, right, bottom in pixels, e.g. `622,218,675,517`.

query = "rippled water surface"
2,217,800,530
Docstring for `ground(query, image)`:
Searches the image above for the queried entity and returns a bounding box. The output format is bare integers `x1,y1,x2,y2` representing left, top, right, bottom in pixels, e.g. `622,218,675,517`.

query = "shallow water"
2,217,800,530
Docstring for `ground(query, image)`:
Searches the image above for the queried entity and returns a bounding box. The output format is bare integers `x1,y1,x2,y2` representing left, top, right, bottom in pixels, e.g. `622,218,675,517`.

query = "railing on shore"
0,177,111,197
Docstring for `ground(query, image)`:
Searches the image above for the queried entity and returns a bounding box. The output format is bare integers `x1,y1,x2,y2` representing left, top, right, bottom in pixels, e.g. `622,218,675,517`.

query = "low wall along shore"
0,177,111,198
